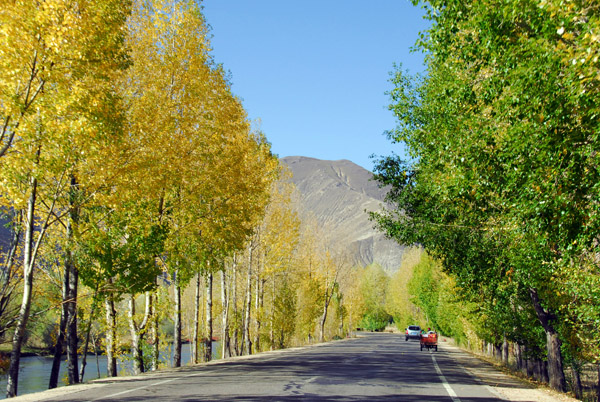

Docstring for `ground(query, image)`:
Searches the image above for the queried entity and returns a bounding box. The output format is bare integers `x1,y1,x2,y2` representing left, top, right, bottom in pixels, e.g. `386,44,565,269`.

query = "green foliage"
273,279,297,348
408,255,438,327
357,264,391,331
406,253,467,342
359,265,388,313
359,309,391,332
385,248,421,331
22,279,60,350
77,205,167,295
296,275,322,340
372,0,600,382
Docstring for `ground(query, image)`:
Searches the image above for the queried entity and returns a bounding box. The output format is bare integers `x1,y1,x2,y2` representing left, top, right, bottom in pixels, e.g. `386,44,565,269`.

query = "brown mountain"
281,156,405,273
0,157,406,273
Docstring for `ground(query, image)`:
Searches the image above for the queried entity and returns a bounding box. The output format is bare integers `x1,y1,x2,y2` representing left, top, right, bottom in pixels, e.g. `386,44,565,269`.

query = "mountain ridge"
281,156,404,273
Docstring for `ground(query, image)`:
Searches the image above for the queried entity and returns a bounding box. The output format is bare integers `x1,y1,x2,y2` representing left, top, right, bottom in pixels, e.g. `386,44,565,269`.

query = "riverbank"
0,346,50,358
0,340,219,399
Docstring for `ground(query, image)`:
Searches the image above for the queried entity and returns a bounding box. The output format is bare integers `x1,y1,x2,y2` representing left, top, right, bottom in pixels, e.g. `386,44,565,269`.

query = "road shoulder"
439,340,579,402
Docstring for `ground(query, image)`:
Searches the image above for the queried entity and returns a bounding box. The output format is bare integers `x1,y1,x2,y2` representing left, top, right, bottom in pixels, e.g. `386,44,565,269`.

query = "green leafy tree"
372,0,600,392
358,264,391,332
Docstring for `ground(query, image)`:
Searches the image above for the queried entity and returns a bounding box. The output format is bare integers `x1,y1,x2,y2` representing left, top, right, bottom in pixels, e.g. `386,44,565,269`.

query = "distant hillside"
1,157,406,272
281,156,405,273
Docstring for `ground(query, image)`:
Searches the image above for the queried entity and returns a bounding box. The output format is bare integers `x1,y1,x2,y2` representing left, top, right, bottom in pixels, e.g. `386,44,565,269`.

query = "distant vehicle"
420,330,438,351
405,325,421,341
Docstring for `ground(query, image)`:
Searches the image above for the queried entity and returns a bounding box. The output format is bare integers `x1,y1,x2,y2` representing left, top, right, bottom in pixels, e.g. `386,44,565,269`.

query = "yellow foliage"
386,247,423,329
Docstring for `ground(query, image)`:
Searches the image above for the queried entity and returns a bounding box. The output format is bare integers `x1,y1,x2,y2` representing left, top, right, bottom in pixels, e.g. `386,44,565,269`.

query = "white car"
405,325,421,341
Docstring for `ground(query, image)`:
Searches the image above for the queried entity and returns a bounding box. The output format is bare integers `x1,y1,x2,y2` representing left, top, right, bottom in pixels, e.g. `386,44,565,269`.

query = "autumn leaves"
1,0,278,397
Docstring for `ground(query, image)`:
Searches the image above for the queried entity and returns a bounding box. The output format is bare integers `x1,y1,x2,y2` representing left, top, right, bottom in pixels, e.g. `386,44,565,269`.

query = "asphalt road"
15,333,507,402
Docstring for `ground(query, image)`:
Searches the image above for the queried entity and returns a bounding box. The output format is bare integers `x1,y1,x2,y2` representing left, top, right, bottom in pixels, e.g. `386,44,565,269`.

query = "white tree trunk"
150,292,159,371
232,256,239,356
173,271,182,367
105,288,117,377
192,273,200,364
270,277,275,351
205,272,213,362
6,176,38,398
243,245,253,355
221,269,230,359
128,292,151,374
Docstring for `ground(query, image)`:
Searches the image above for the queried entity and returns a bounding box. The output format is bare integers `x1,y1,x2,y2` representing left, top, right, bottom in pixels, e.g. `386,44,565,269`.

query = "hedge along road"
7,333,565,402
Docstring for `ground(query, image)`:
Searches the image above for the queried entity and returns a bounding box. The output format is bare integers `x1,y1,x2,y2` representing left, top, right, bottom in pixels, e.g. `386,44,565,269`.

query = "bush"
359,309,392,332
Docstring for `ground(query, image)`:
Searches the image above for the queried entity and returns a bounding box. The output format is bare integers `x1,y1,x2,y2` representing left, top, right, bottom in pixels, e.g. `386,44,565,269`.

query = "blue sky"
202,1,429,171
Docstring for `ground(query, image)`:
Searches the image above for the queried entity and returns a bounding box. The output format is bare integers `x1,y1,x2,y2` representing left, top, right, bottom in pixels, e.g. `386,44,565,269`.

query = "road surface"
10,333,544,401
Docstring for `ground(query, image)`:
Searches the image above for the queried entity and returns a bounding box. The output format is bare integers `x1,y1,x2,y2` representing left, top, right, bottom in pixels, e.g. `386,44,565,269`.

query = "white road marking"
484,384,507,400
431,353,462,402
83,378,179,402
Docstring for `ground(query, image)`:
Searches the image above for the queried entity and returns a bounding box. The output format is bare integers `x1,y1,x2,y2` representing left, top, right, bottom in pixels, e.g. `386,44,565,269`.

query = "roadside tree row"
0,1,379,398
372,0,600,398
0,0,279,397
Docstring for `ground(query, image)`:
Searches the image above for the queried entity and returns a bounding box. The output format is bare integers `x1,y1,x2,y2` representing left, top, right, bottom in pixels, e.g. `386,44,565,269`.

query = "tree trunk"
93,333,100,378
502,336,509,366
173,271,182,368
530,288,566,392
280,328,285,349
254,277,264,353
65,175,80,385
596,363,599,402
150,292,159,371
347,299,353,339
319,303,329,343
192,273,200,364
128,294,143,374
128,292,150,374
79,288,98,382
536,358,546,382
79,317,92,382
570,364,583,400
338,298,344,338
243,246,253,355
65,253,79,385
515,343,524,374
105,290,117,377
142,292,151,366
526,355,534,378
494,343,502,361
6,176,38,398
232,256,239,357
205,272,213,362
49,262,70,389
319,286,335,343
221,270,230,359
270,277,275,351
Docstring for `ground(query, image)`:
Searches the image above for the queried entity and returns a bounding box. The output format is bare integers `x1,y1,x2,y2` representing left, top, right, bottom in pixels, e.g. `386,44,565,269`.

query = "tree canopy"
372,0,600,392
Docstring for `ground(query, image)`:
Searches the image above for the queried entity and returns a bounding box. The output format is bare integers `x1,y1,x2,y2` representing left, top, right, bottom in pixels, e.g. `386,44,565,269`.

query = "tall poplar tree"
372,0,599,392
122,0,278,367
1,0,130,396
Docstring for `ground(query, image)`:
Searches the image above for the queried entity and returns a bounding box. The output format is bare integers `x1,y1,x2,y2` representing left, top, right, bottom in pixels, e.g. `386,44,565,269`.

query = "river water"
0,342,221,399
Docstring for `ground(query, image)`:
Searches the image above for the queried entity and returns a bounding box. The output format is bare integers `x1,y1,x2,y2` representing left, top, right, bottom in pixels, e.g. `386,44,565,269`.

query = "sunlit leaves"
374,0,600,367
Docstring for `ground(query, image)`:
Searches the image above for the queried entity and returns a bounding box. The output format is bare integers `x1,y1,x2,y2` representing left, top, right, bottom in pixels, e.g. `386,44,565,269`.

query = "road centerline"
431,353,462,402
